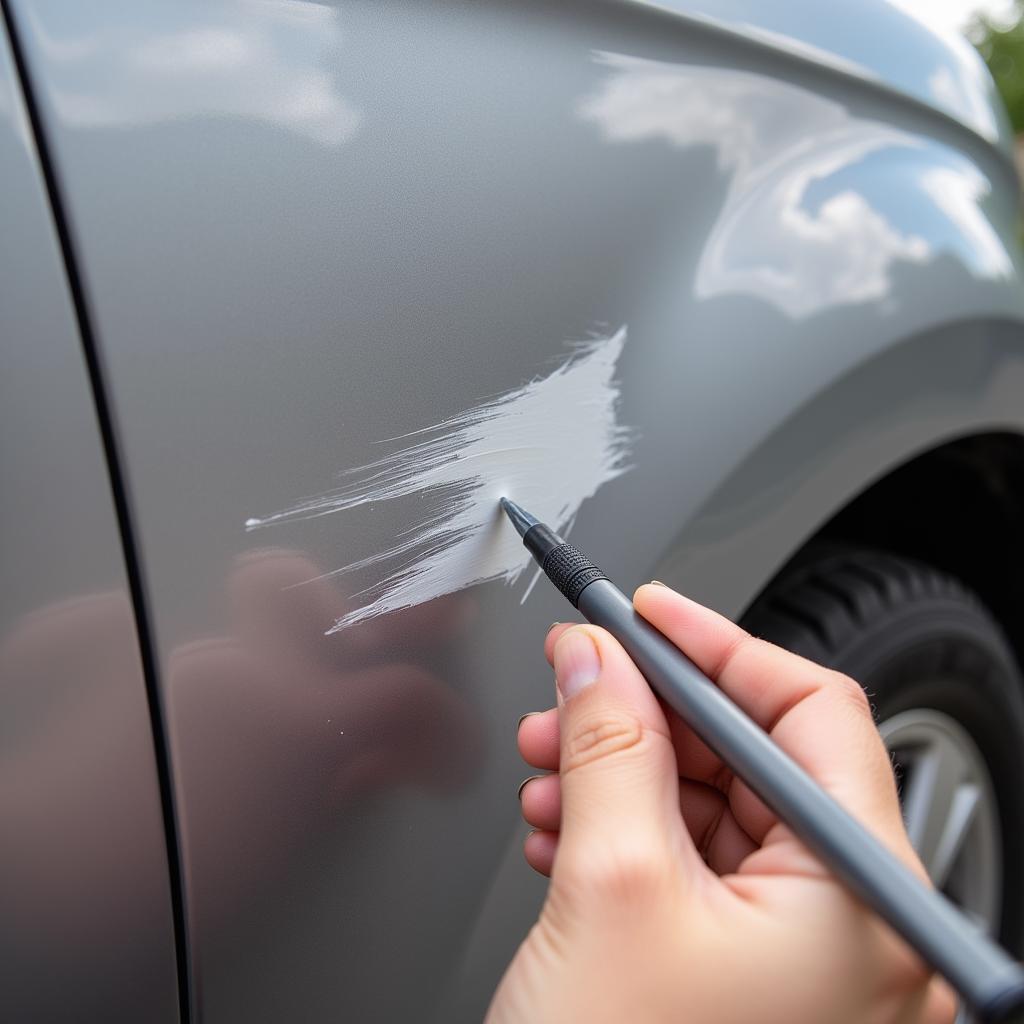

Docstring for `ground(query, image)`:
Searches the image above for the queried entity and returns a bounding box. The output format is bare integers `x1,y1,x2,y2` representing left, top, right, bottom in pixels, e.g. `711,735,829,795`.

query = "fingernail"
518,774,543,800
547,621,561,632
517,711,539,729
650,580,668,587
554,629,601,700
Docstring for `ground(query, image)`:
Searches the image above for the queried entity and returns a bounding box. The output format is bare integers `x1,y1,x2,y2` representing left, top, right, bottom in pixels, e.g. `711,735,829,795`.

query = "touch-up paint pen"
499,497,1024,1023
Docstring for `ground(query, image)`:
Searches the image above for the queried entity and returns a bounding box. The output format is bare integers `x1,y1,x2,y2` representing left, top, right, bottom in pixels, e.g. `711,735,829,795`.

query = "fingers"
518,708,559,770
543,622,575,663
632,585,911,858
548,625,705,902
634,584,828,721
521,623,757,878
520,771,758,876
524,829,557,876
922,977,958,1024
514,623,575,769
520,774,560,832
676,778,759,873
519,625,567,881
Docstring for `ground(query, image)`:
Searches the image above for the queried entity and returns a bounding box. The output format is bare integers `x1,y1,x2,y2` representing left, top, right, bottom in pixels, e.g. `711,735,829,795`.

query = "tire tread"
746,548,983,662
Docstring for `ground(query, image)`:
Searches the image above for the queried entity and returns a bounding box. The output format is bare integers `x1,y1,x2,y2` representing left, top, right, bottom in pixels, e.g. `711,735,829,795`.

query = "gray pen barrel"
576,578,1024,1022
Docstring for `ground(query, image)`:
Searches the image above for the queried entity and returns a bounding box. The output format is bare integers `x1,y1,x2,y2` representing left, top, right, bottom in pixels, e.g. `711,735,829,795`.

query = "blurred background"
904,0,1024,167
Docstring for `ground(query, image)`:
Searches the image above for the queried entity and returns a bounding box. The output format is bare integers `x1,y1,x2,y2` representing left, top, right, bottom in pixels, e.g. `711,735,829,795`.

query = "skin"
487,583,957,1024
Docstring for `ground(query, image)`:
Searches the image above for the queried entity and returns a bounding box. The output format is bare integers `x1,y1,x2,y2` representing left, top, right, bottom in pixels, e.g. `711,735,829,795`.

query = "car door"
0,18,180,1022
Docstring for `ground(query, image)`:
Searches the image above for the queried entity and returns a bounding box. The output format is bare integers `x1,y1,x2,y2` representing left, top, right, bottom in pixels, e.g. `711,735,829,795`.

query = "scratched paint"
246,327,632,632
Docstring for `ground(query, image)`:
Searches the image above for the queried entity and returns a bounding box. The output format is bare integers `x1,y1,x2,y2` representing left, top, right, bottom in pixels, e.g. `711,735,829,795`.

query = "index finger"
632,584,914,861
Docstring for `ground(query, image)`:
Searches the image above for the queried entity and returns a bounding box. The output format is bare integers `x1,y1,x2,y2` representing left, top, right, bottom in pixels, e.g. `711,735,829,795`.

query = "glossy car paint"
6,0,1024,1020
0,24,179,1023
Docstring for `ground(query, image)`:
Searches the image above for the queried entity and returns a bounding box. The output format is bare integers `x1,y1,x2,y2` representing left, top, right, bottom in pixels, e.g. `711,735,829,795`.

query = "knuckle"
832,671,872,716
573,845,667,905
709,630,759,681
562,710,644,774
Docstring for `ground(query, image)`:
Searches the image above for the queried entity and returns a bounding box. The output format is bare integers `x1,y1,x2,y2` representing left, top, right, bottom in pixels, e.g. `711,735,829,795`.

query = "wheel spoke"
900,747,940,851
881,707,1002,933
929,782,981,889
897,731,974,881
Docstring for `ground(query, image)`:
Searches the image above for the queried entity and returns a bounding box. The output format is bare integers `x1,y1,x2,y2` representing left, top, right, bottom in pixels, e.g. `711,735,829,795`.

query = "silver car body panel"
644,0,1016,154
6,0,1024,1020
0,21,179,1023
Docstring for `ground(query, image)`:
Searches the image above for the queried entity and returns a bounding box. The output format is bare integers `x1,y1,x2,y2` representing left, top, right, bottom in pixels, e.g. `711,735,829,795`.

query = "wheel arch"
656,318,1024,650
801,430,1024,674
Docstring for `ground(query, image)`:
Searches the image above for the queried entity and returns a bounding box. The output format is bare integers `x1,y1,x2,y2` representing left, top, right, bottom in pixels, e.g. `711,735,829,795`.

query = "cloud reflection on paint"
29,2,360,147
918,164,1013,279
577,52,1010,318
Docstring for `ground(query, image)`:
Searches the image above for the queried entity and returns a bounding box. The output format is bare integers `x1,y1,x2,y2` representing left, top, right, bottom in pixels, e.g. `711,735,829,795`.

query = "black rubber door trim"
0,5,194,1021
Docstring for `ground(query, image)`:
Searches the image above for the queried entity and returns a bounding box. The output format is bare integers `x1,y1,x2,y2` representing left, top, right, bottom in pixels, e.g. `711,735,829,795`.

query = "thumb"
550,626,701,901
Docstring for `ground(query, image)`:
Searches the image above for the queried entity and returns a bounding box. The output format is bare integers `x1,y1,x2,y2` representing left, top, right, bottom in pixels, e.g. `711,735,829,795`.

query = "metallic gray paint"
0,21,178,1022
641,0,1016,155
8,0,1024,1020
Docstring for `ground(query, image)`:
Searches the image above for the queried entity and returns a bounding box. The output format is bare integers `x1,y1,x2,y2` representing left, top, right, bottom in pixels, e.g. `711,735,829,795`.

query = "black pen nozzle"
499,497,540,538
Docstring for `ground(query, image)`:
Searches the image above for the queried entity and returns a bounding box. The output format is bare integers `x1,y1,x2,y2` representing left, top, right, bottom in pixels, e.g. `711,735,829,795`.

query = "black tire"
741,546,1024,954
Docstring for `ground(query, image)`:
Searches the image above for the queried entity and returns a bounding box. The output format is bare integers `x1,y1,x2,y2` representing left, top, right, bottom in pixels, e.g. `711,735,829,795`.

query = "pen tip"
499,497,540,537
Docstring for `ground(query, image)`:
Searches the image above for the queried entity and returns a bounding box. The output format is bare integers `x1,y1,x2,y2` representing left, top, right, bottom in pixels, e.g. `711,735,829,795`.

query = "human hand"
488,583,956,1024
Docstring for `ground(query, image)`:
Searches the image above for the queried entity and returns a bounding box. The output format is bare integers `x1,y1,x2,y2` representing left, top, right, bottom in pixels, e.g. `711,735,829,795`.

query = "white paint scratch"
246,327,632,632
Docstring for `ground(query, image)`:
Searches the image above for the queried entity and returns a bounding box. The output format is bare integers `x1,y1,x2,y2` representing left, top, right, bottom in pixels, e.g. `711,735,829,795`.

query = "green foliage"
968,2,1024,132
